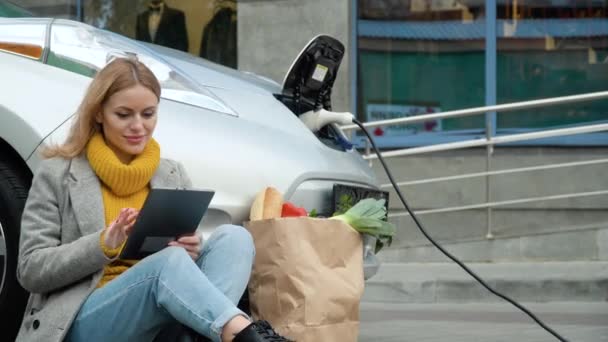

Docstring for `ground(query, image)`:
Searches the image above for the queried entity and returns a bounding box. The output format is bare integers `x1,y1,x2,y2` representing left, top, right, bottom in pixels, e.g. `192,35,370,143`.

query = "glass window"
7,0,79,19
12,1,238,68
496,1,608,130
0,1,34,17
357,0,486,146
83,0,237,69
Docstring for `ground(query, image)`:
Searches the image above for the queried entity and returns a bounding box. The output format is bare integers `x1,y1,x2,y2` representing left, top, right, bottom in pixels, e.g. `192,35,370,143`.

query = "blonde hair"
43,57,161,159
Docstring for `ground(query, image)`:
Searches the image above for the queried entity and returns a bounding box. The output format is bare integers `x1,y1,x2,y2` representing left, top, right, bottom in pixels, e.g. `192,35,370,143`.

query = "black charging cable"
353,118,569,342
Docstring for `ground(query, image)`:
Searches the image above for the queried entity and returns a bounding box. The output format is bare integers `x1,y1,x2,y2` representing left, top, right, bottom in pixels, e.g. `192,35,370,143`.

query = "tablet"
119,188,215,259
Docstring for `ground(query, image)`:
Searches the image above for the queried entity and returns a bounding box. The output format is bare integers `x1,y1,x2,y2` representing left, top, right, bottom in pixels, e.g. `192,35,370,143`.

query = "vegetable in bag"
330,198,395,251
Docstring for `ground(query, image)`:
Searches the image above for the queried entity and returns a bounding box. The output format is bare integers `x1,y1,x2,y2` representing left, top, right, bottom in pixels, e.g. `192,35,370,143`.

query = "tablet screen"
119,188,215,259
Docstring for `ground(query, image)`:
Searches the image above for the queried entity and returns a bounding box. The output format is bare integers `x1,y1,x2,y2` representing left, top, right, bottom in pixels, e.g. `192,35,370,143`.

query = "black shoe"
193,334,212,342
233,320,294,342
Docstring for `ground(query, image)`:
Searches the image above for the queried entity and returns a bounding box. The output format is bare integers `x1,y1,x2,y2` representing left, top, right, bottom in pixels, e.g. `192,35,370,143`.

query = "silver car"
0,17,379,338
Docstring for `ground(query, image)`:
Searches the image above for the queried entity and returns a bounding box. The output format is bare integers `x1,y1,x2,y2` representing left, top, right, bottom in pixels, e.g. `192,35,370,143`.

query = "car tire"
0,157,31,341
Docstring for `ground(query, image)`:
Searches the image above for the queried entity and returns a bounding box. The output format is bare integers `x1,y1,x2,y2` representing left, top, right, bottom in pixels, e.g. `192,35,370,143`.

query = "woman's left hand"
168,233,201,260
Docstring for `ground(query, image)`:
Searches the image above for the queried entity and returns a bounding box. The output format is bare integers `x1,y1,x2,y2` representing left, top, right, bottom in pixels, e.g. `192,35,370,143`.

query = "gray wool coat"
16,155,191,342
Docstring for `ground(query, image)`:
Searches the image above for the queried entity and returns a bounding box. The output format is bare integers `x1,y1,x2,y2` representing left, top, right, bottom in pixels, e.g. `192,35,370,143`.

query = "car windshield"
49,19,235,115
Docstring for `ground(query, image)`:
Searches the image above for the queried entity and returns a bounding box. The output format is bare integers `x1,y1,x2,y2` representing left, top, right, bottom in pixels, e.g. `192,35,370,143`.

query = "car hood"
147,43,282,96
148,43,329,145
150,98,378,224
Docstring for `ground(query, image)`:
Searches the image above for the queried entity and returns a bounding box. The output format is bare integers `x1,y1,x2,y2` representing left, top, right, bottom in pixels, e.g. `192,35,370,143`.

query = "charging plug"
299,109,354,133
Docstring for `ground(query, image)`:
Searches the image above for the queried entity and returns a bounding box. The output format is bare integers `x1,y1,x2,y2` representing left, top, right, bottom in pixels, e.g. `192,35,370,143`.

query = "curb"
363,262,608,303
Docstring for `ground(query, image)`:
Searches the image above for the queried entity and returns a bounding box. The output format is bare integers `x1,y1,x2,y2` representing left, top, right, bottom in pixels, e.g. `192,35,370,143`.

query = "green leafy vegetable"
334,194,355,216
330,198,395,250
308,208,318,217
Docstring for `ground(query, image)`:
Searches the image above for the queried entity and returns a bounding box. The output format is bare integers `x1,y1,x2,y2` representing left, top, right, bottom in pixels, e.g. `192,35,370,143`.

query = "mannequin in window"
200,0,237,68
136,0,189,52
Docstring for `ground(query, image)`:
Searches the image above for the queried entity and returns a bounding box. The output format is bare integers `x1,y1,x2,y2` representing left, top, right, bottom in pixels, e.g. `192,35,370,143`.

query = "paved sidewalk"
359,302,608,342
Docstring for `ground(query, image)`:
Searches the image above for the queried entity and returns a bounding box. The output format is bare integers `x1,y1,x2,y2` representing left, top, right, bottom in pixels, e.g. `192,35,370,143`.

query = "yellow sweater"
86,132,160,287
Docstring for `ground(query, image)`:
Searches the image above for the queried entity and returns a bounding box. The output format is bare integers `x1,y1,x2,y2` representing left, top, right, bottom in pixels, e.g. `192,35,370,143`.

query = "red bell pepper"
281,202,308,217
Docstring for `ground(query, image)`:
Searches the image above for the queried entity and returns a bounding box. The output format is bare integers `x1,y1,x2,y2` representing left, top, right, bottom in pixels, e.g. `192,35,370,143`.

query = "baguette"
249,187,283,221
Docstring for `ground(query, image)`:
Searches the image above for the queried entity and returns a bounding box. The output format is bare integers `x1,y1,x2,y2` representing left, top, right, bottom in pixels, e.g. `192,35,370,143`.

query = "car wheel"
0,157,31,341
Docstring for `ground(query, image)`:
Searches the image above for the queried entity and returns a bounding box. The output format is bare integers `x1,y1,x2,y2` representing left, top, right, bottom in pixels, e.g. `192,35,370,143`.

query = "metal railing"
343,90,608,239
342,90,608,132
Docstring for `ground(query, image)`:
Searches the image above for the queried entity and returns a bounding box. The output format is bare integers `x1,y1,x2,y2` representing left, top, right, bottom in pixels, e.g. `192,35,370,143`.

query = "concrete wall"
238,0,352,112
371,147,608,261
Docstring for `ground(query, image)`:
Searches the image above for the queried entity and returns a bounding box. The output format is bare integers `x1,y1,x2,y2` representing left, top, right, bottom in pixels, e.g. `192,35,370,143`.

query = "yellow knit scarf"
87,132,160,287
87,132,160,196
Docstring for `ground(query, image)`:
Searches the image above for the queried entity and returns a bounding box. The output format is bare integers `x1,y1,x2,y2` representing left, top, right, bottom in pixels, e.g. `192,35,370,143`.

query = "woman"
16,57,290,342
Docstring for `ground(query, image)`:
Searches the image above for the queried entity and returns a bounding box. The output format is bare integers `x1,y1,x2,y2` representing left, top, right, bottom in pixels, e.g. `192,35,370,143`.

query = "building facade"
4,0,608,260
357,0,608,147
9,0,607,147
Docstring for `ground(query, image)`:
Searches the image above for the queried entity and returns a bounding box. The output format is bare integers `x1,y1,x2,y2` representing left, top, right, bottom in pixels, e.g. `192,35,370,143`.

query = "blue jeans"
66,224,254,342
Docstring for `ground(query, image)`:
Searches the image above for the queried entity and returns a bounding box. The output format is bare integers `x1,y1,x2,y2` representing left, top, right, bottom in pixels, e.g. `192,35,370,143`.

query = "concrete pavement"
359,302,608,342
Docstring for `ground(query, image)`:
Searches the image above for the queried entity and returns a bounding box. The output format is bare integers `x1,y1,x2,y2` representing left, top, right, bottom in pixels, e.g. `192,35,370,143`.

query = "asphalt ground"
359,302,608,342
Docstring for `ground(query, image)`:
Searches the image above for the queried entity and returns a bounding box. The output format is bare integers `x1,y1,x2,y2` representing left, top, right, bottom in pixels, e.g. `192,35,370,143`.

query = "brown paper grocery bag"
245,217,364,342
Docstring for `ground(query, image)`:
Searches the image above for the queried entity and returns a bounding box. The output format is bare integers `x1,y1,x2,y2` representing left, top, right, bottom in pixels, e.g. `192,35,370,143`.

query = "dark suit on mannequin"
200,7,237,68
136,2,189,52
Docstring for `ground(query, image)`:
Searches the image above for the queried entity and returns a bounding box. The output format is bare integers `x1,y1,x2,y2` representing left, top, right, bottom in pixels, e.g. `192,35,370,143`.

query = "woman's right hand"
103,208,139,249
